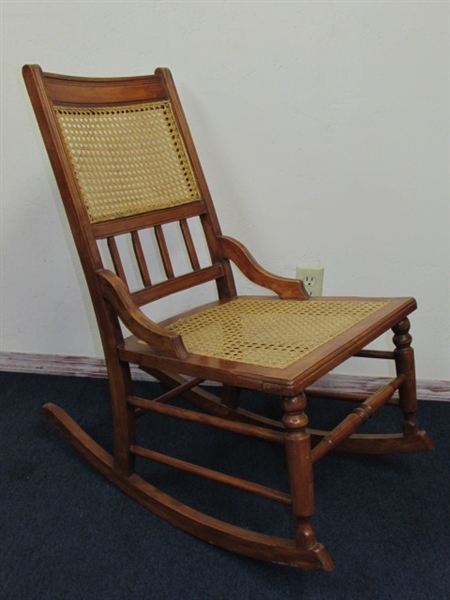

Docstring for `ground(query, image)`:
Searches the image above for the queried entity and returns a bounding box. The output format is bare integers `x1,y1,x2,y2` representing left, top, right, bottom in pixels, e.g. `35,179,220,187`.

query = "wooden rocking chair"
23,65,433,571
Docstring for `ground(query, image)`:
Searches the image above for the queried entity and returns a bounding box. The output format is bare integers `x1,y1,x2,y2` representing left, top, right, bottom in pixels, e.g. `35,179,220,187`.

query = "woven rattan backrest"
54,101,201,224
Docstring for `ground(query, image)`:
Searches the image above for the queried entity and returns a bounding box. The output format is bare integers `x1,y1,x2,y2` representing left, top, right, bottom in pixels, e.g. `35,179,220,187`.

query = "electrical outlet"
295,266,324,296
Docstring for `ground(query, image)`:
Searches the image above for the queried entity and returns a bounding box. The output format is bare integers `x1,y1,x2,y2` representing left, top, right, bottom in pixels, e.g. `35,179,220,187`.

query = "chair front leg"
282,393,317,551
393,319,419,436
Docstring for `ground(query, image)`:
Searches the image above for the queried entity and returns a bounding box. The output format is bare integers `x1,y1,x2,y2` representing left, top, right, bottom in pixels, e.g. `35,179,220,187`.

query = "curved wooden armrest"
96,269,189,360
218,236,309,300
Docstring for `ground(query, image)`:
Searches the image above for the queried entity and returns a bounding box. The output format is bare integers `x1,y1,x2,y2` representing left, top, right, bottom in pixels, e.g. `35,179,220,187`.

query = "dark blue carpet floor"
1,371,449,600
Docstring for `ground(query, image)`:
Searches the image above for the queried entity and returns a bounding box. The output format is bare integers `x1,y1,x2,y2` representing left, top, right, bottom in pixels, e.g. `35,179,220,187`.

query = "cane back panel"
55,101,201,223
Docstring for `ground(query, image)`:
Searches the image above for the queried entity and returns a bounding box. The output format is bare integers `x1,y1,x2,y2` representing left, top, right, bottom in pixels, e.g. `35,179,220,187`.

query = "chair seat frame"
23,64,433,571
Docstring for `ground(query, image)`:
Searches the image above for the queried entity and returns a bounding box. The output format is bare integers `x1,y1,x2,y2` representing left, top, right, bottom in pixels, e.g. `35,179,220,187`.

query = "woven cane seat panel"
55,101,201,223
167,298,388,369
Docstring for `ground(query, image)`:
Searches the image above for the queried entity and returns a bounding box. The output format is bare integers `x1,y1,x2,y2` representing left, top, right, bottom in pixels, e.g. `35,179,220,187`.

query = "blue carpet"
1,372,449,599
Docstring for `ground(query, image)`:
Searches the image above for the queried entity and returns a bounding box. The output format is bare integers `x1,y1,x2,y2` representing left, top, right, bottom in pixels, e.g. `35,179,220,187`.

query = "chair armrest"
218,236,309,300
96,269,189,360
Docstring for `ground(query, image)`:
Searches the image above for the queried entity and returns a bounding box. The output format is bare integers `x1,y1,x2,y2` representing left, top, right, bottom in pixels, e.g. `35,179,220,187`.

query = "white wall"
2,1,449,380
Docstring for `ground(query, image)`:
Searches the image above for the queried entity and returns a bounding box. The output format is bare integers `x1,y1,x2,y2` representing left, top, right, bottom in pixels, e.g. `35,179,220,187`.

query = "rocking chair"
23,65,433,571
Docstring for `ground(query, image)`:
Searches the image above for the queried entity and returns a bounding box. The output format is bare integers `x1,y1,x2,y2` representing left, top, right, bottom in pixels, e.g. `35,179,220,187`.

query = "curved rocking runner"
23,65,433,571
41,402,334,570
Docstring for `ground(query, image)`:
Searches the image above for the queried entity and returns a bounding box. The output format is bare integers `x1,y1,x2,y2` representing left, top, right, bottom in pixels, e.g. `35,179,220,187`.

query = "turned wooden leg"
282,394,317,550
393,319,419,436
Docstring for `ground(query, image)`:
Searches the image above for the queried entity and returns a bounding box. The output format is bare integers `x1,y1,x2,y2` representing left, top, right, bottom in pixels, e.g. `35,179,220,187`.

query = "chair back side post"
156,68,237,300
22,66,121,355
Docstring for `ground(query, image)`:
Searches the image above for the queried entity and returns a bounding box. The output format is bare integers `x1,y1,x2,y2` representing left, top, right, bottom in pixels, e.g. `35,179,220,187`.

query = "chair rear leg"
393,319,420,436
107,358,136,477
221,384,240,409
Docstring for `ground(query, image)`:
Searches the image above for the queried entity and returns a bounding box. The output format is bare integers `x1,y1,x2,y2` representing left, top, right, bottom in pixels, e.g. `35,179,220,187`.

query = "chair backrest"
23,66,237,334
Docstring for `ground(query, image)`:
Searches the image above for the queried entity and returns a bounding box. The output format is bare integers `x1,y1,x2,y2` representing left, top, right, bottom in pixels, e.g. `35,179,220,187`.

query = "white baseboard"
1,351,448,402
